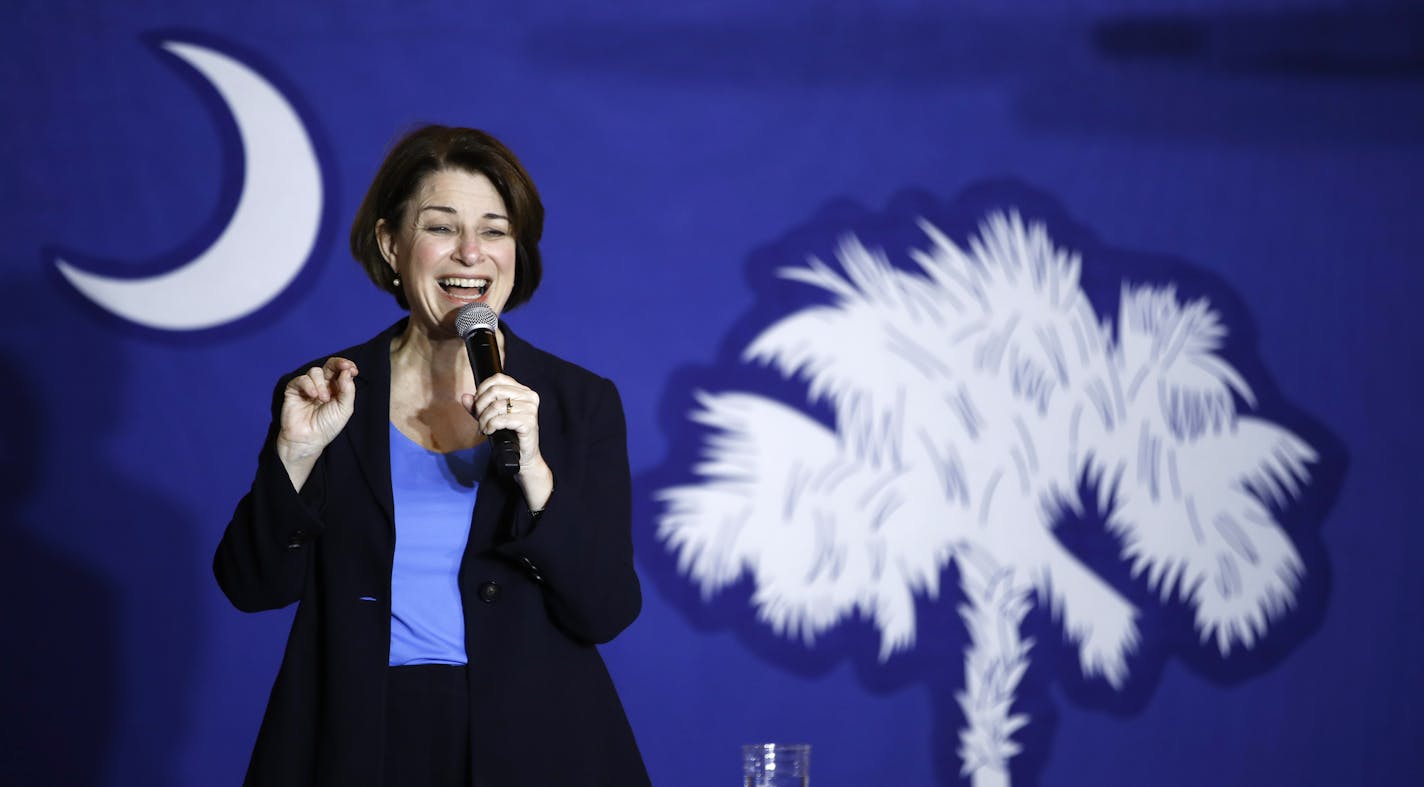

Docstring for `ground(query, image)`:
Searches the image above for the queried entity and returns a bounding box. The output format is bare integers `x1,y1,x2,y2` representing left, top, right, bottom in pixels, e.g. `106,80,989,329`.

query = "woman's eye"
481,228,508,239
425,224,453,234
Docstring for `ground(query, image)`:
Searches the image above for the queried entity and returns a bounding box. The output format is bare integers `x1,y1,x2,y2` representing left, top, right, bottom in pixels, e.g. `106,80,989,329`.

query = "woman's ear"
375,218,397,274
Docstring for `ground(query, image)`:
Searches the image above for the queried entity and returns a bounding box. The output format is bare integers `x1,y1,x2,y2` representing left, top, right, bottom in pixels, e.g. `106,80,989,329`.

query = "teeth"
438,277,489,289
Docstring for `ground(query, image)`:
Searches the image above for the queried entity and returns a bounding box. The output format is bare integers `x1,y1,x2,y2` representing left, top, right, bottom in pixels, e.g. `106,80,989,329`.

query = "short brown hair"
350,125,544,311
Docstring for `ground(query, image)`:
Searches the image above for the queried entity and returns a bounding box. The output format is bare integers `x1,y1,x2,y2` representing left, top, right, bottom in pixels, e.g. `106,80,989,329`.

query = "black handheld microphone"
456,303,521,476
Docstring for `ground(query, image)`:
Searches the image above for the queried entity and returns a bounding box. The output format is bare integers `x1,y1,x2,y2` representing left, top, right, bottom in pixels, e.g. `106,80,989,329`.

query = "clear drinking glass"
742,742,810,787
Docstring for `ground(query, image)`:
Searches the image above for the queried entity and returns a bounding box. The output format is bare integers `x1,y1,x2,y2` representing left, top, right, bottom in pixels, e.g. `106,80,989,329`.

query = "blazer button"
478,581,501,603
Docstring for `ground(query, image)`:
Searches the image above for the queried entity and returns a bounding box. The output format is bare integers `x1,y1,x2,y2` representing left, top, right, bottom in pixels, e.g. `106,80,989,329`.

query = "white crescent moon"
54,41,321,331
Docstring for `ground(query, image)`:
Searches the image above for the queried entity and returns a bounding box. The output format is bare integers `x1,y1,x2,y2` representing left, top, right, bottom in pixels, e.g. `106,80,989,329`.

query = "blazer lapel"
342,322,400,527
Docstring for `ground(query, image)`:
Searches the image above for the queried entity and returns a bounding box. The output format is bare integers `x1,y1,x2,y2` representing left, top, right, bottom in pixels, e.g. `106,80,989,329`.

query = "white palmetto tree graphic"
657,212,1316,786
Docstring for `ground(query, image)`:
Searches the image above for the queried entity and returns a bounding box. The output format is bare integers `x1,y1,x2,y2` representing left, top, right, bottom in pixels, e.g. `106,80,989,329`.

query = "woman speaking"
215,125,650,786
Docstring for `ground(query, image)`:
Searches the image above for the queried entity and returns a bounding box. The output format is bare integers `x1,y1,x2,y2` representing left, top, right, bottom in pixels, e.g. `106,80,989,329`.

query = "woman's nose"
455,234,482,264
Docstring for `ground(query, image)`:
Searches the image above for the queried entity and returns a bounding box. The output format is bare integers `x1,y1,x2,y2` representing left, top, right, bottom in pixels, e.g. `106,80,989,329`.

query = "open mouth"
437,276,489,300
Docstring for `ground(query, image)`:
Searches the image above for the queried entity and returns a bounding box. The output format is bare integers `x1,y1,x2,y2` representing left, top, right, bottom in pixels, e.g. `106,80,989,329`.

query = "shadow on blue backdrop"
636,181,1344,786
0,271,204,787
524,7,1423,147
0,352,120,786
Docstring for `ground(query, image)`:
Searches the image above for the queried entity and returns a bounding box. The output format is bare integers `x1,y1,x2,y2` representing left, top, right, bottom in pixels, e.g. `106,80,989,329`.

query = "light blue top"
387,422,489,666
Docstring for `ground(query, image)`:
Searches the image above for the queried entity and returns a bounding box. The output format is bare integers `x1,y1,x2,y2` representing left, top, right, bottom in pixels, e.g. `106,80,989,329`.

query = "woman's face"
377,168,517,336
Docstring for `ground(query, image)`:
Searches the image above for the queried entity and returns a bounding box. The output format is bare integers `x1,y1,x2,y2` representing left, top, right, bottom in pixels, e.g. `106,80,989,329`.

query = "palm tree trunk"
972,767,1011,787
955,551,1032,787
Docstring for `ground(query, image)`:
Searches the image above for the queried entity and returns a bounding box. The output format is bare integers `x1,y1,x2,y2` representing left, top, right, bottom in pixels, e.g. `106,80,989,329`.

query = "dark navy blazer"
215,319,650,786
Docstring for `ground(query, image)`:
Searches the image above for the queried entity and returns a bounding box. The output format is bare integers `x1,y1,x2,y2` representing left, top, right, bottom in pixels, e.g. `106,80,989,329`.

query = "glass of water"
742,742,810,787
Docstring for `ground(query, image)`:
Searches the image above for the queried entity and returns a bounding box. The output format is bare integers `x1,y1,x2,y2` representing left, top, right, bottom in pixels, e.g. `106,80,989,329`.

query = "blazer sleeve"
494,376,641,645
213,375,328,613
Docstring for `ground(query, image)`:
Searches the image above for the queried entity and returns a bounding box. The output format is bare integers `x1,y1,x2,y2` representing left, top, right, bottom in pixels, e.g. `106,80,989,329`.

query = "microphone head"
455,303,498,338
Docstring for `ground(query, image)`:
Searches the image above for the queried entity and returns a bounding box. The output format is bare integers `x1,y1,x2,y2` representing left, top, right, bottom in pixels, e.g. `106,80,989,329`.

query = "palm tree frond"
1235,420,1317,510
1024,536,1140,688
749,247,985,466
952,213,1110,416
657,391,955,658
911,217,986,306
1117,287,1255,438
656,391,835,597
1105,418,1314,654
775,255,860,300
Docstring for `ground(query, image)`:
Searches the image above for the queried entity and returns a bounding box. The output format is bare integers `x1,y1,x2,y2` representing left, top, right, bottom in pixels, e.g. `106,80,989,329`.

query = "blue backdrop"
3,1,1421,785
